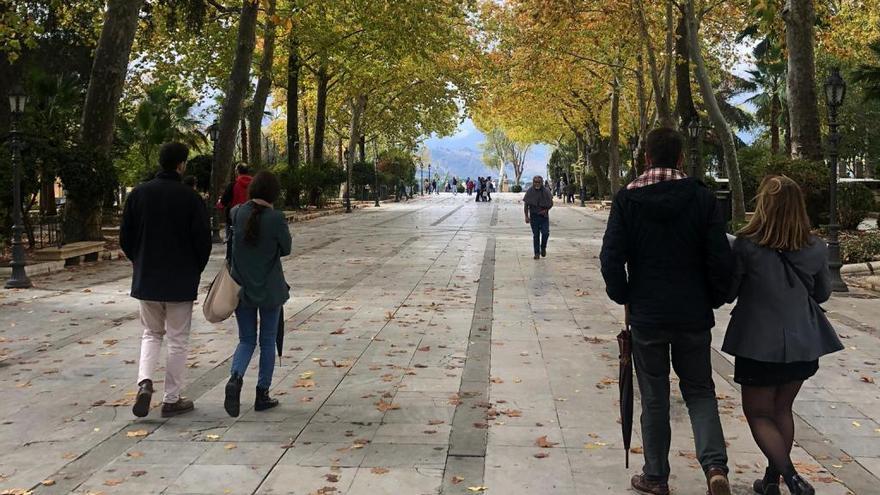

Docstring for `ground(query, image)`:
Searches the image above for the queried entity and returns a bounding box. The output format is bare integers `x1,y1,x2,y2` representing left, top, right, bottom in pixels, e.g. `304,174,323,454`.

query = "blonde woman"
724,176,843,495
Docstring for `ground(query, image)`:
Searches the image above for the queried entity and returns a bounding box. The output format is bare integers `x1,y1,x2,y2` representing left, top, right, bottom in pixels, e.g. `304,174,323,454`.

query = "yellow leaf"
299,371,314,379
467,487,487,493
126,429,149,438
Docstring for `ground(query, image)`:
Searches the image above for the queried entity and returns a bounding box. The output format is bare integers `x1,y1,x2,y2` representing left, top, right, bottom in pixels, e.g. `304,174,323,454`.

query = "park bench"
33,241,107,266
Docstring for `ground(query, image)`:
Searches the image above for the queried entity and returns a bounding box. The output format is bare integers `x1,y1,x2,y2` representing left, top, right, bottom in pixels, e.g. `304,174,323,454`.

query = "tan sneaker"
161,397,194,418
706,466,731,495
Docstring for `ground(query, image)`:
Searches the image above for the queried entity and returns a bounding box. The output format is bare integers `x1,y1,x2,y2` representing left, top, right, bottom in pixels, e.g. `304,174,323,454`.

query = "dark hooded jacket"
599,178,733,331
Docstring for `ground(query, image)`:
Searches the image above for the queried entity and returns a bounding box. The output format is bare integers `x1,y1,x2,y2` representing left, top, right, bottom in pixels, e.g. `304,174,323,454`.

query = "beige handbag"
203,261,240,323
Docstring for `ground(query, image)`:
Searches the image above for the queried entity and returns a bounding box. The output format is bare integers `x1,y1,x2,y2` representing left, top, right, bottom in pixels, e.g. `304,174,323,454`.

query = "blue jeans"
530,215,549,255
231,305,282,389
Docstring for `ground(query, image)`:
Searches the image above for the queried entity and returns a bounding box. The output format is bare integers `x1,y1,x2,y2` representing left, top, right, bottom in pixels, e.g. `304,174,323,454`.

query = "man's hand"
525,216,530,224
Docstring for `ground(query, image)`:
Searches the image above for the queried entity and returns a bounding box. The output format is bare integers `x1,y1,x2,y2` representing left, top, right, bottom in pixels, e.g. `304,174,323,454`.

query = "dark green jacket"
230,202,292,308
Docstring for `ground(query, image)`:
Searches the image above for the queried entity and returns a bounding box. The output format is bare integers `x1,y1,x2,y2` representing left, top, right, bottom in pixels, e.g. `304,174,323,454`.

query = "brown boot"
631,474,670,495
161,397,194,418
706,466,732,495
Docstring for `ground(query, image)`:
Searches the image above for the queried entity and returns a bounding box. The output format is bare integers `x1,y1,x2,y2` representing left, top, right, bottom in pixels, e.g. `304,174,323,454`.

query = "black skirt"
734,356,819,386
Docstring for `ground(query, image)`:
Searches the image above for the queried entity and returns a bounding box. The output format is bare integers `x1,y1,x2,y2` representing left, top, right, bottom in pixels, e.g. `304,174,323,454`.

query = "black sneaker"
132,379,153,418
541,248,547,257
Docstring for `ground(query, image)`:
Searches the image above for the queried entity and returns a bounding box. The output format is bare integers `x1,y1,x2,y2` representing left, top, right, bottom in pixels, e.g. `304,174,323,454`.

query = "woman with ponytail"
225,170,291,416
724,176,843,495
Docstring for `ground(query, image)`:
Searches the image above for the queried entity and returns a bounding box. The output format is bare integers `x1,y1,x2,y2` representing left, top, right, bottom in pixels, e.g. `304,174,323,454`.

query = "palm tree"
743,60,788,155
122,83,207,175
852,40,880,102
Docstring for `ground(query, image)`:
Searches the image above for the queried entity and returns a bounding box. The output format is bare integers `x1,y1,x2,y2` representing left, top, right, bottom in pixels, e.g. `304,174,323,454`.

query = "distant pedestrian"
219,164,253,239
120,142,212,419
599,127,733,495
452,177,459,195
224,170,292,417
475,177,483,202
565,182,575,204
724,176,842,495
431,179,438,195
485,176,493,201
523,175,553,259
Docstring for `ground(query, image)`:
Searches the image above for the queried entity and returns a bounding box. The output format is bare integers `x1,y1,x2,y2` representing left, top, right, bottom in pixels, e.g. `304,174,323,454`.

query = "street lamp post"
344,149,352,213
207,120,222,243
687,119,702,178
419,161,424,196
5,85,32,289
374,158,380,207
824,67,848,292
580,145,590,207
428,163,432,194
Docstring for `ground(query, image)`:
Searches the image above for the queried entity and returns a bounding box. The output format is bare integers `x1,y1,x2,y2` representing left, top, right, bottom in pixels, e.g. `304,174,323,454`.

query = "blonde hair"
737,175,811,251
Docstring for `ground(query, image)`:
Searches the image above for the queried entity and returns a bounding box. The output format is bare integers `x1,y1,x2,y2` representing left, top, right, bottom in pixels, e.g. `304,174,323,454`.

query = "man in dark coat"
599,128,733,495
120,142,212,419
523,175,553,259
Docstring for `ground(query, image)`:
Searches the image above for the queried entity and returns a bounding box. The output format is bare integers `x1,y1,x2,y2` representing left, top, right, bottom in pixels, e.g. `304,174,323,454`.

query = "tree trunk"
210,0,259,223
345,94,367,207
674,13,698,130
286,33,300,208
311,65,329,165
770,95,781,155
635,0,675,127
784,0,823,161
686,0,745,222
239,117,248,166
248,0,277,168
302,87,311,164
609,75,622,194
358,135,366,162
81,0,143,156
73,0,143,241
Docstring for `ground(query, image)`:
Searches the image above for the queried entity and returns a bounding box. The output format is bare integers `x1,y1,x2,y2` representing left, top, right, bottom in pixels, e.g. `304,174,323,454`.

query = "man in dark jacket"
600,128,733,495
120,142,212,419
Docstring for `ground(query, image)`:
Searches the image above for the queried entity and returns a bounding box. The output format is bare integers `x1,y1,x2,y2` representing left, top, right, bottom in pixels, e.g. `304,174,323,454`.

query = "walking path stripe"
441,236,495,494
430,204,465,226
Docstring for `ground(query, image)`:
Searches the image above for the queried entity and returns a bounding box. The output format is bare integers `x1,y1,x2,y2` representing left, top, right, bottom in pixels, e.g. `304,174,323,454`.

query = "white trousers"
137,300,194,403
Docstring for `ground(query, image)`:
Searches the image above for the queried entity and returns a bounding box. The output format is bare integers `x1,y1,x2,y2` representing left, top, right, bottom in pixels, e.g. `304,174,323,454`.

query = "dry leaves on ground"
126,430,149,438
860,376,875,384
375,399,400,412
370,467,390,475
535,435,559,448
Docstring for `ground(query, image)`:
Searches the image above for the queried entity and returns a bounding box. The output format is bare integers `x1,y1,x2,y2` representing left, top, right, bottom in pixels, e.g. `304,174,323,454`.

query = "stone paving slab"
0,193,877,494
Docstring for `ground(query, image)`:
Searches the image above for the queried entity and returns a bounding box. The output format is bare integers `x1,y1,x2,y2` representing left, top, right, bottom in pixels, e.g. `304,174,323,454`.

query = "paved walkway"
0,193,877,494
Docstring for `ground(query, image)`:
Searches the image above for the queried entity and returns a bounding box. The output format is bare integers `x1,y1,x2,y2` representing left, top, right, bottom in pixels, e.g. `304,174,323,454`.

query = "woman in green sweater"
224,171,292,417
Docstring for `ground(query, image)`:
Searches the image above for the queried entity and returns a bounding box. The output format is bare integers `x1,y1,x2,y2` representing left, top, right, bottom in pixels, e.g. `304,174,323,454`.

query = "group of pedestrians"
121,142,291,420
600,128,841,495
119,133,838,495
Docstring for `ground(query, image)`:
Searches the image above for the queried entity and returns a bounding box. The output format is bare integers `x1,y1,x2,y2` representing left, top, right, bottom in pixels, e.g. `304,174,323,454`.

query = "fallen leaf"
126,451,144,458
535,436,559,448
205,434,221,441
324,473,340,482
467,487,487,493
294,379,316,389
126,430,149,438
299,371,315,379
130,470,147,477
860,376,875,384
104,478,125,486
452,475,465,484
630,446,644,454
224,443,237,450
370,467,390,475
428,419,445,425
41,480,56,486
375,399,400,412
534,452,550,458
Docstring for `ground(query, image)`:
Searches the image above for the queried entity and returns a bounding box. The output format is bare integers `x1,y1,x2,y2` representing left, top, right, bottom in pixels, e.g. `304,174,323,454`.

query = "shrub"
837,183,876,230
510,184,523,193
457,184,466,193
293,161,346,208
840,231,880,264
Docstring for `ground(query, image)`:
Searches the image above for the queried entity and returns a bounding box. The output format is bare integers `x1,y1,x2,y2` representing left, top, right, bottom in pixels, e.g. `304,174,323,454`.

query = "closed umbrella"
276,306,285,357
617,324,634,468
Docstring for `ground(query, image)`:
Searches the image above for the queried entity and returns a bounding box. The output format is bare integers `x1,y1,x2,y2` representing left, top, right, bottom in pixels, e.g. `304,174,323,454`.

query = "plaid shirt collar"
626,167,687,190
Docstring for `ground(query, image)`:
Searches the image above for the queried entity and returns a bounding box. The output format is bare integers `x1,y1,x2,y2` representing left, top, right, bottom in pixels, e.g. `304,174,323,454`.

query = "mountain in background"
422,119,551,184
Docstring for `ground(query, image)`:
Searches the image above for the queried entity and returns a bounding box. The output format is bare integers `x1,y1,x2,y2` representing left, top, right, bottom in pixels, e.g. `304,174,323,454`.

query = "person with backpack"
600,127,733,495
121,143,212,418
223,170,292,417
723,176,842,495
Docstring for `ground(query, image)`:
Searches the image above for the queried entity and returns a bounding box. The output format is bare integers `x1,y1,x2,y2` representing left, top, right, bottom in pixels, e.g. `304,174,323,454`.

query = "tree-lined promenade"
0,195,878,495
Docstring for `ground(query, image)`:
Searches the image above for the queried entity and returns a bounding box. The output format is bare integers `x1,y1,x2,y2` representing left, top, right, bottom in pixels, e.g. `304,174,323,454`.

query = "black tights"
742,381,803,482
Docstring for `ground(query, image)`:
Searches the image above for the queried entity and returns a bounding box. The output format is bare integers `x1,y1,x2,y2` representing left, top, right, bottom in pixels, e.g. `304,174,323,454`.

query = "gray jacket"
722,235,843,363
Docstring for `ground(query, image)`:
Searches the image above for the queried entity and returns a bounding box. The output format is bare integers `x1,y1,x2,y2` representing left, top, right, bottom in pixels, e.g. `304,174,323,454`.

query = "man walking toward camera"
120,142,212,418
523,175,553,260
600,128,733,495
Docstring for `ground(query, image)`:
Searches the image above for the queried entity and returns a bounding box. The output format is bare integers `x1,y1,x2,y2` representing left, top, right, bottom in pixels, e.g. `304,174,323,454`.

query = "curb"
0,260,67,278
841,260,880,276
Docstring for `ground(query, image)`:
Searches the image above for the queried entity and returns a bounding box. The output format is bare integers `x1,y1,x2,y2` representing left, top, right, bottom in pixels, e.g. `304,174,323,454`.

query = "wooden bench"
33,241,107,266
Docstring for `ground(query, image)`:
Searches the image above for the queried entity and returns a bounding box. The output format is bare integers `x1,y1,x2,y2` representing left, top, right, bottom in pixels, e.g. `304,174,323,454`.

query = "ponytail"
244,204,266,246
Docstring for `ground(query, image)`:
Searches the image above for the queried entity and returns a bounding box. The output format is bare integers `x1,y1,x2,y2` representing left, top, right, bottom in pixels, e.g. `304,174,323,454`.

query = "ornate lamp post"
5,85,32,289
374,158,380,207
687,119,702,178
428,163,432,194
206,120,222,243
824,68,848,292
419,160,425,196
